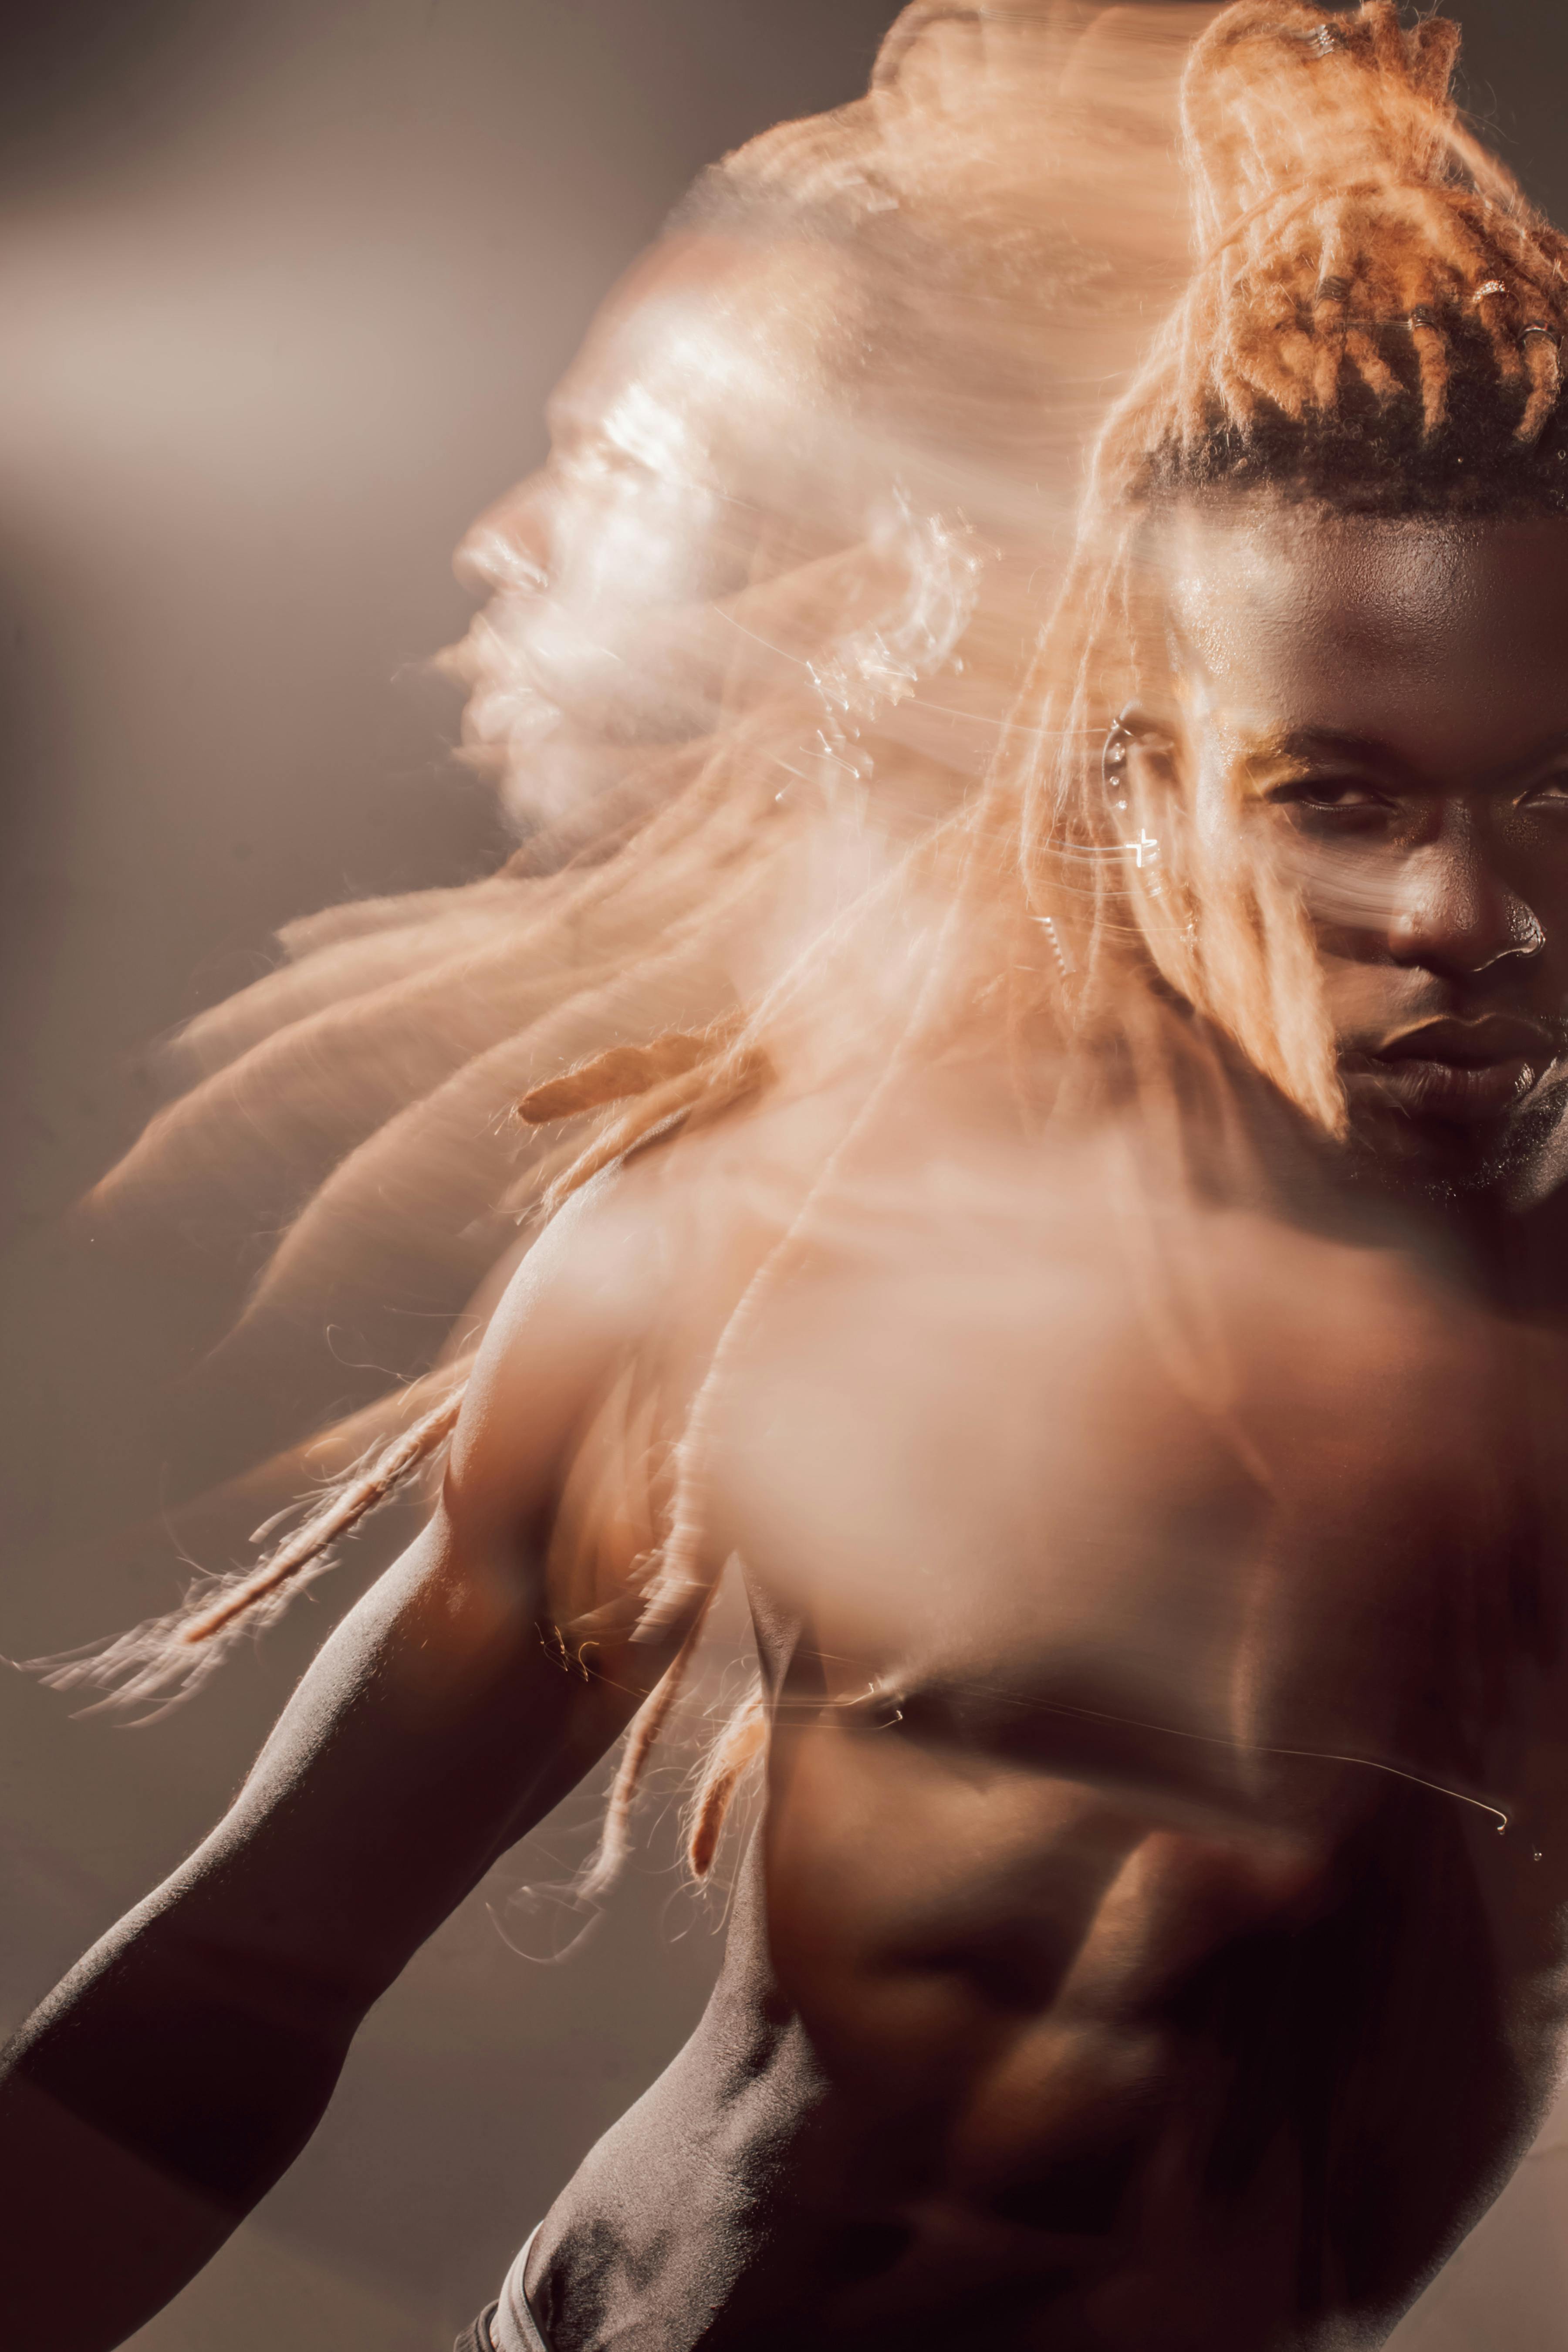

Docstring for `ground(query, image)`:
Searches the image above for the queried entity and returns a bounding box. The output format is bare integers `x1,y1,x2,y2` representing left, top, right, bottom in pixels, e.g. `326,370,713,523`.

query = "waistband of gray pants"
491,2225,550,2352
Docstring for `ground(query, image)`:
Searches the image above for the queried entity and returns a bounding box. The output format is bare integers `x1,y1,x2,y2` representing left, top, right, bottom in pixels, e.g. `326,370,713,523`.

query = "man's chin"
1341,1077,1567,1204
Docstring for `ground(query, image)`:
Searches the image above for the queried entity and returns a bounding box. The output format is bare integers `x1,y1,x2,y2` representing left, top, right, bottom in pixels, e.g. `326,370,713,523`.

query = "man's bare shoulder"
445,1171,680,1536
442,1085,831,1552
454,1049,1566,1566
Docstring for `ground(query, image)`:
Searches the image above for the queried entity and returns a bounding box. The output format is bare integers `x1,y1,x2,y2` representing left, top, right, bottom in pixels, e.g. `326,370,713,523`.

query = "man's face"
448,230,855,836
1162,504,1568,1196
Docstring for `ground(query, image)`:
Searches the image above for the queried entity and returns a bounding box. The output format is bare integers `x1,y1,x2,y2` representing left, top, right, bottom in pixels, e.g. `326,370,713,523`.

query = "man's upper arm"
150,1171,688,2012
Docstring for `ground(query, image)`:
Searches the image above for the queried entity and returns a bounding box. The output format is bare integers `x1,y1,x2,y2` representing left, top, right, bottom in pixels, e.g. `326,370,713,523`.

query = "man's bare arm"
0,1178,683,2352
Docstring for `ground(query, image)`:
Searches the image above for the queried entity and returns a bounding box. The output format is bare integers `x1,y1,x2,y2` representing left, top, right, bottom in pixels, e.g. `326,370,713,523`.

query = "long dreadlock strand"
517,1012,750,1126
31,1367,473,1717
686,1675,768,1881
177,1385,468,1645
574,1582,723,1905
596,697,1021,1882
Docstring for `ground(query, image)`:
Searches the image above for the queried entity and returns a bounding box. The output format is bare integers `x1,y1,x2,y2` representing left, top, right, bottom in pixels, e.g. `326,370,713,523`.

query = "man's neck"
1342,1153,1568,1316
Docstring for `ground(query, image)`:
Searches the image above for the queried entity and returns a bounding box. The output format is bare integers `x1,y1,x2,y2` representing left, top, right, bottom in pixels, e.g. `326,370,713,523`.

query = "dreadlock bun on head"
1142,0,1568,511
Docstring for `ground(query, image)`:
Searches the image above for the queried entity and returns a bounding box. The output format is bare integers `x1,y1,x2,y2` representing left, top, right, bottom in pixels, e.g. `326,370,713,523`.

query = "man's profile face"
448,229,858,835
1163,503,1568,1194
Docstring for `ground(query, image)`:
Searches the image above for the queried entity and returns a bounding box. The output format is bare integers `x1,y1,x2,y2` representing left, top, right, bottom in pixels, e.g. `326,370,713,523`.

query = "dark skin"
10,508,1568,2352
1143,505,1568,1210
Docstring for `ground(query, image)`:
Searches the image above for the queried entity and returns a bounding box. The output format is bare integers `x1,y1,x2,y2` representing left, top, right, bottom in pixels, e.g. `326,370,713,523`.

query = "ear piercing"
1103,722,1132,801
1037,913,1073,981
1103,720,1160,868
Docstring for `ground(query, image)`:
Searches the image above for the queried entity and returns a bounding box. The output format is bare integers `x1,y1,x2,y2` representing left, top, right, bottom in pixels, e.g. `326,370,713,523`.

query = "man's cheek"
1318,953,1412,1041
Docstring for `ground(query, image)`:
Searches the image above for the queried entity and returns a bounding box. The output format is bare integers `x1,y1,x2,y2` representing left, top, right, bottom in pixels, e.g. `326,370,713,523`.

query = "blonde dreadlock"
1159,0,1568,487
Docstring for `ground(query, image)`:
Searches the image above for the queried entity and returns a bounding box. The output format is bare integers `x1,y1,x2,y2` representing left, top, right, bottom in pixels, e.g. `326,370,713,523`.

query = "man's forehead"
1160,501,1568,758
549,230,848,445
1167,505,1486,646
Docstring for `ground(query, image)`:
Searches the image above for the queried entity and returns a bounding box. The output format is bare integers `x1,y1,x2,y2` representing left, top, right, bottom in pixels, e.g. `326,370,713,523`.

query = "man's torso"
521,1073,1568,2350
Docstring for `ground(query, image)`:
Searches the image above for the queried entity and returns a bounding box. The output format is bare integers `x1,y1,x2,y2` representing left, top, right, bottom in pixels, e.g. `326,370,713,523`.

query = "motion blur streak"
46,2,1209,1702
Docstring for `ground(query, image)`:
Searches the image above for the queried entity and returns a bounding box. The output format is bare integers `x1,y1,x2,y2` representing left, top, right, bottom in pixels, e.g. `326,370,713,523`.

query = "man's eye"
1268,778,1389,814
1521,775,1568,809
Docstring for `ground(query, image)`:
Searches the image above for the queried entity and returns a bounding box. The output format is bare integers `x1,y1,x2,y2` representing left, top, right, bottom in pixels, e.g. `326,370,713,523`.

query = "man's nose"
1388,832,1544,978
452,474,553,598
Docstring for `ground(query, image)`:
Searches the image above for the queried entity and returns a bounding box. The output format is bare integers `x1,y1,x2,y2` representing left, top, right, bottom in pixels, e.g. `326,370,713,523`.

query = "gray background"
2,4,1567,2345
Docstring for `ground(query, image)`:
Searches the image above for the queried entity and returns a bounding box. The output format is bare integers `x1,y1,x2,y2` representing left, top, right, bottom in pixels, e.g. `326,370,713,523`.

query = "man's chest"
704,1193,1564,1793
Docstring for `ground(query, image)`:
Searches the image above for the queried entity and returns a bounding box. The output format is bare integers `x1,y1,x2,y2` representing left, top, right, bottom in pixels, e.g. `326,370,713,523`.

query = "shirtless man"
8,4,1568,2347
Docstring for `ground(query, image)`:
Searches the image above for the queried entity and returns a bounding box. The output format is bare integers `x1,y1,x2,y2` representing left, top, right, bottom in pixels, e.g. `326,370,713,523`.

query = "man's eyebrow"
1240,727,1568,788
1240,727,1393,769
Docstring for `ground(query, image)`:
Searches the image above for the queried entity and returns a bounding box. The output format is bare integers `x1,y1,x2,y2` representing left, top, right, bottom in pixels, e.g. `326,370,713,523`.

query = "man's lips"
1351,1017,1555,1125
